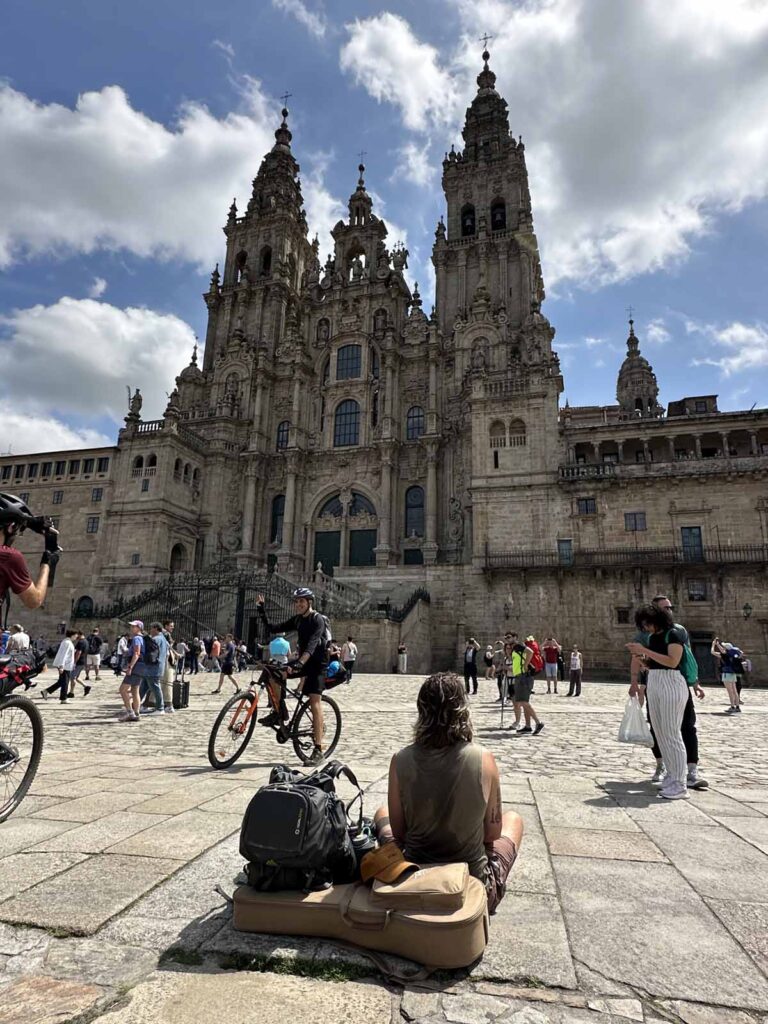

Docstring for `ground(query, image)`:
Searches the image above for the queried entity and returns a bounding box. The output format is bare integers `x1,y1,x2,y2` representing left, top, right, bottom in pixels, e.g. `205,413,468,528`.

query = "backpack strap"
322,761,364,832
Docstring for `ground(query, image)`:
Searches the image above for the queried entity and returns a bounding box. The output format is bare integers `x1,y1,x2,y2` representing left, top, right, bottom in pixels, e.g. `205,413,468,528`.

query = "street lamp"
743,603,753,620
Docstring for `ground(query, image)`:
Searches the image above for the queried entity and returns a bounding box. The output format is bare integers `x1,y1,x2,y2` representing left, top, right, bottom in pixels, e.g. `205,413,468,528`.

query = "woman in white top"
43,630,77,703
567,646,583,697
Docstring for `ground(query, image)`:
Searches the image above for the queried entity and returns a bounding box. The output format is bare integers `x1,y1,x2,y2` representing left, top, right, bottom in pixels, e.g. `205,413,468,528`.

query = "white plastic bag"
617,696,654,747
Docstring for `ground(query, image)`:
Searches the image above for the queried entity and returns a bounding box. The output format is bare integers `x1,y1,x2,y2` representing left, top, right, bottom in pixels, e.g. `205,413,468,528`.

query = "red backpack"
527,641,544,674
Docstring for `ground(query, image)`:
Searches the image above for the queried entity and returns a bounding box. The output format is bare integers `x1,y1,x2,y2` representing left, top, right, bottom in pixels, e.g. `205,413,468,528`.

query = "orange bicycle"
207,660,342,769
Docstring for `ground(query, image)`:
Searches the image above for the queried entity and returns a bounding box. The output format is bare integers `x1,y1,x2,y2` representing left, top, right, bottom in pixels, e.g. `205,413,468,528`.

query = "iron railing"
485,545,768,571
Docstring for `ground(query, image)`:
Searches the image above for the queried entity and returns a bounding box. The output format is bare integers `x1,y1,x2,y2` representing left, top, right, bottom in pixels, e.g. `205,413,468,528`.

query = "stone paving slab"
706,898,768,976
0,852,88,901
93,969,395,1024
0,817,77,856
0,854,183,934
28,811,172,854
472,893,578,988
30,790,151,823
544,827,667,862
104,808,242,860
712,814,768,854
0,974,108,1024
127,779,242,815
639,821,768,904
610,793,718,826
553,855,768,1011
534,791,641,833
687,789,768,818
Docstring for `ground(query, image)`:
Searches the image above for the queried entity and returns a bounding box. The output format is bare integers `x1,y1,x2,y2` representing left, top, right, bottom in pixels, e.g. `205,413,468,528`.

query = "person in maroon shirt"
0,493,59,611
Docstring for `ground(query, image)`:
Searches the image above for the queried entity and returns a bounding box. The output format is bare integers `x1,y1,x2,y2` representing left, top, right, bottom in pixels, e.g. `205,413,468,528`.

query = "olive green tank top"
394,741,488,882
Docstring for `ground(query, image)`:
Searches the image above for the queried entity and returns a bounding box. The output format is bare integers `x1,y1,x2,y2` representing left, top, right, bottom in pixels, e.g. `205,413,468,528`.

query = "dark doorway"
349,529,377,567
681,526,704,563
690,632,717,682
314,531,341,575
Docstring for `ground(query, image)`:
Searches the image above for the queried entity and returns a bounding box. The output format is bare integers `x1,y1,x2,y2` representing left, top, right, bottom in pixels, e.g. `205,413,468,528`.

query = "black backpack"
240,761,363,892
88,634,102,655
142,634,160,665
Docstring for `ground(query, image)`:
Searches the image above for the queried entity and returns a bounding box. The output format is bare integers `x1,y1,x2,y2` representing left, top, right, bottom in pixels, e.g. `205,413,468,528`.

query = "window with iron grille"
86,516,99,534
624,511,647,531
687,579,708,602
52,491,63,505
577,497,597,515
333,400,360,447
336,344,362,380
92,488,103,502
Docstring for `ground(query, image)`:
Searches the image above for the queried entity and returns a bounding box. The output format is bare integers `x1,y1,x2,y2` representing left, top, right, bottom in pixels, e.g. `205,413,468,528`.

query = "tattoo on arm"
490,789,502,825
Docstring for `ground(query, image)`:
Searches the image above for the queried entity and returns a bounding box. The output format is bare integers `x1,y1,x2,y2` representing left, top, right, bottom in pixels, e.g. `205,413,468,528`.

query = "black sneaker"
259,711,280,728
308,746,325,766
533,722,545,735
518,726,533,734
83,686,92,696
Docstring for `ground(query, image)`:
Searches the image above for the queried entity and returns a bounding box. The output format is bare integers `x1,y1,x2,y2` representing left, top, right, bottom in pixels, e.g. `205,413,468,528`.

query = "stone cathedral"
7,52,768,676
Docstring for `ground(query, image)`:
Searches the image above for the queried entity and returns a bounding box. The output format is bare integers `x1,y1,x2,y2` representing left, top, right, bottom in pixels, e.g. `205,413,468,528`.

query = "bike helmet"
292,587,315,600
0,492,33,531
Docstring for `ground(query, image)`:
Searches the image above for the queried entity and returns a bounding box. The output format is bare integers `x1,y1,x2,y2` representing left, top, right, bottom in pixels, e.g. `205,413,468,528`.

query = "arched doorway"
312,491,378,574
169,543,187,573
73,595,94,618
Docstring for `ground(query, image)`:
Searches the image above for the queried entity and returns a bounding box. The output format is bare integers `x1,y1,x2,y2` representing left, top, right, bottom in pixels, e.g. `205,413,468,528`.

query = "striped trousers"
647,669,688,787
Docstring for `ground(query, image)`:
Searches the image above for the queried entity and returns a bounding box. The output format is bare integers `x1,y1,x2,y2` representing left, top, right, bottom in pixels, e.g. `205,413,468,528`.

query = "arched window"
147,453,157,468
235,250,248,282
319,494,343,517
183,463,191,482
276,420,290,451
405,486,425,537
170,543,187,573
270,494,285,544
489,420,507,449
73,595,94,618
334,400,360,447
406,406,426,441
461,204,476,237
350,492,376,516
370,347,380,379
132,455,144,470
336,345,362,381
371,388,379,428
491,199,506,232
192,468,200,484
509,419,526,447
259,245,272,277
635,398,644,412
173,458,182,478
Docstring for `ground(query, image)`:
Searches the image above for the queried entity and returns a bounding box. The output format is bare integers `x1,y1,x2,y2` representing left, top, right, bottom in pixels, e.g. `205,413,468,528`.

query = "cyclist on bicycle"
0,493,60,610
256,588,328,766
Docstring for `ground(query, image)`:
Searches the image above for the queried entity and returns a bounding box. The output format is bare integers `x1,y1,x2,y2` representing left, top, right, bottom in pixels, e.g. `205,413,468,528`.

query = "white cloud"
0,79,343,271
645,317,671,344
584,336,606,349
340,14,457,132
689,320,768,376
211,39,236,64
88,276,107,299
2,412,112,457
272,0,327,39
391,142,434,187
341,2,768,290
0,297,197,425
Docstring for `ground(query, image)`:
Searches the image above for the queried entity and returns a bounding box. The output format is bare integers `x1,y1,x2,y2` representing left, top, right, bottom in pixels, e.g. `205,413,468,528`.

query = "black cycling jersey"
257,606,327,666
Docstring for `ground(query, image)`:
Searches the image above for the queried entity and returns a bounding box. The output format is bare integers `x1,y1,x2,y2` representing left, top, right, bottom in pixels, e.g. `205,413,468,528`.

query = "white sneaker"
165,706,175,714
659,782,689,800
651,765,666,786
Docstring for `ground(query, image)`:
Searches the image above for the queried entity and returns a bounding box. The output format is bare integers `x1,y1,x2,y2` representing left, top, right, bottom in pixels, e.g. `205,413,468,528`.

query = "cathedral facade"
6,53,768,676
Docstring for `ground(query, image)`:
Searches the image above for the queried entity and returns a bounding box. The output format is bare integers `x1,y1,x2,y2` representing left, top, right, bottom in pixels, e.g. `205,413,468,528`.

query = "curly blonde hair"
414,673,473,748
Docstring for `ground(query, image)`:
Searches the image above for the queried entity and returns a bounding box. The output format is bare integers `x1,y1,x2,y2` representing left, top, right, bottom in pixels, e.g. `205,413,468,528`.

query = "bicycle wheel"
291,694,342,765
208,691,257,769
0,695,44,822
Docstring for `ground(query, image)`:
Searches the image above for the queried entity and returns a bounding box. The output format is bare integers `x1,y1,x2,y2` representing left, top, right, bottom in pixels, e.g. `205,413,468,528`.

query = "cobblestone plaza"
1,671,767,1023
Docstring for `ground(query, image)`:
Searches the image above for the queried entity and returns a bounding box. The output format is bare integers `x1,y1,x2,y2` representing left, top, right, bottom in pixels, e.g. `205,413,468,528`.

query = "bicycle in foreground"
207,659,342,769
0,650,46,822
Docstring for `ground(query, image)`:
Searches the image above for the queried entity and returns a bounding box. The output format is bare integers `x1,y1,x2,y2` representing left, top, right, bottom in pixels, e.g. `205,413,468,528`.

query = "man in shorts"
542,636,561,694
69,632,90,697
85,627,102,682
212,632,238,694
118,620,145,722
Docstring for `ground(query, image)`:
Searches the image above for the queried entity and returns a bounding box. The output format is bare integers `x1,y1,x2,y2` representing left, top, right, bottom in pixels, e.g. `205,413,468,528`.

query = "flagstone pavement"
1,669,767,1024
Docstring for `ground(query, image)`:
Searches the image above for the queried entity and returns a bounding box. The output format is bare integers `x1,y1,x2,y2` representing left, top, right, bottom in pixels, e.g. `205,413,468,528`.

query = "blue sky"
1,0,767,453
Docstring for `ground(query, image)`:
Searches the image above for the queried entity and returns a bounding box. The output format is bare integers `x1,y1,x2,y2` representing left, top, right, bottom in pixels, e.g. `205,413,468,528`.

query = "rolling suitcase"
232,870,489,970
172,671,190,710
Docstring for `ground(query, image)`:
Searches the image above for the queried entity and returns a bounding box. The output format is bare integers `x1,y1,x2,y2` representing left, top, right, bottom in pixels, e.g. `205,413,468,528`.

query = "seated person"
374,672,523,913
268,632,291,666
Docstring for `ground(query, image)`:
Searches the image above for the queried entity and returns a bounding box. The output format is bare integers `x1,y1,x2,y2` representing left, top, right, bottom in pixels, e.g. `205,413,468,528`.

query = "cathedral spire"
273,105,292,152
616,316,663,420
